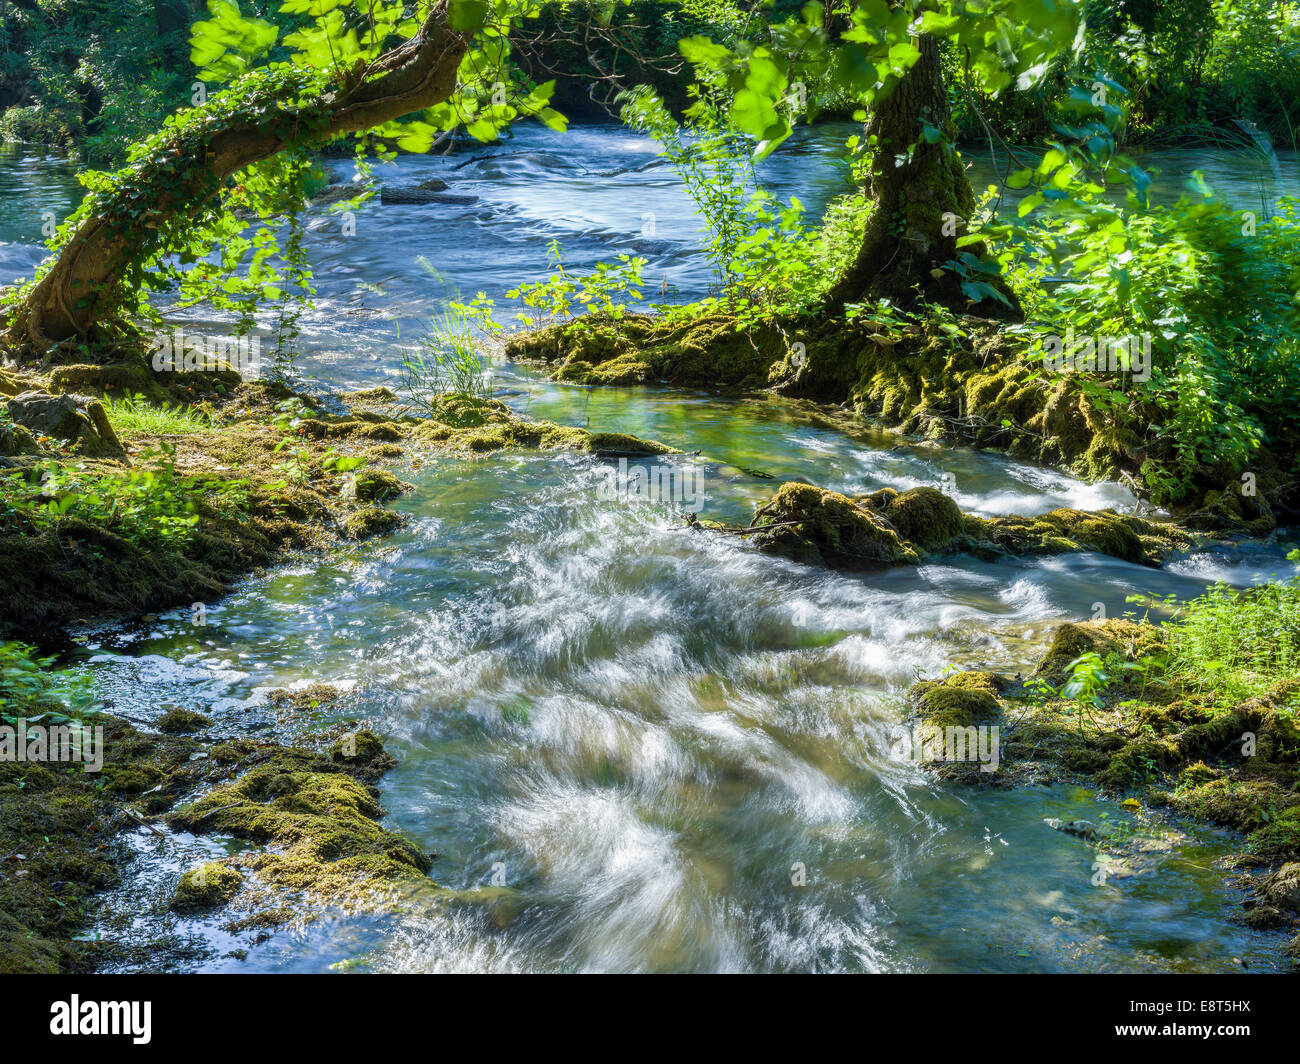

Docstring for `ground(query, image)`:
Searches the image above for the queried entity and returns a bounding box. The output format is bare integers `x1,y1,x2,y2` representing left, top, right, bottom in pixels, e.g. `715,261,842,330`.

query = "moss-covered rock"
968,508,1191,567
353,468,409,503
505,313,785,390
909,671,1004,727
157,707,212,734
1256,862,1300,912
166,735,430,908
723,483,1191,573
1032,619,1165,687
171,862,243,911
1249,806,1300,863
858,486,965,551
344,506,405,540
747,482,920,569
1166,777,1300,832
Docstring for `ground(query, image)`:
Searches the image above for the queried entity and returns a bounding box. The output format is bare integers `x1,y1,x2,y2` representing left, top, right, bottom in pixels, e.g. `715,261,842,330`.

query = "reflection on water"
2,128,1296,972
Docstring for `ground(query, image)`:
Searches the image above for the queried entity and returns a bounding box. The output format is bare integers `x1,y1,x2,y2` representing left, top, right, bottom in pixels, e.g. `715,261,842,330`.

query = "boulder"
859,486,965,552
6,390,123,456
748,482,919,569
1257,862,1300,912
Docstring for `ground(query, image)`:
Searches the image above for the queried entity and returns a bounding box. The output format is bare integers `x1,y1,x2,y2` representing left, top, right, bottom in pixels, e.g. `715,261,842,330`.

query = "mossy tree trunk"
824,34,1019,319
2,3,469,355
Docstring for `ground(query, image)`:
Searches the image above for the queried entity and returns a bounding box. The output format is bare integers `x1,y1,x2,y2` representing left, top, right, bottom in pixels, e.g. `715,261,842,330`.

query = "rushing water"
3,126,1299,972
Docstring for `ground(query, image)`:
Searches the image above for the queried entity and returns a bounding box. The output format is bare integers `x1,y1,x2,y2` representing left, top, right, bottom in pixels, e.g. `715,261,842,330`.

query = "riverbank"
505,311,1297,534
908,613,1300,967
0,359,677,637
0,685,425,973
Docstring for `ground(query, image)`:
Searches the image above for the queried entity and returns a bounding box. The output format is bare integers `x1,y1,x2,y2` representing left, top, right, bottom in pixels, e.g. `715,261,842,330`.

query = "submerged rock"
1044,818,1109,842
379,186,477,205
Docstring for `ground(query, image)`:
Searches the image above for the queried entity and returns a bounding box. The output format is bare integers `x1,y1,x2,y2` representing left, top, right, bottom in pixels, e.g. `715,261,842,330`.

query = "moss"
411,407,676,458
344,506,405,540
859,486,964,552
0,380,413,637
1166,777,1300,832
0,422,40,456
1256,862,1300,912
966,509,1191,567
505,313,786,390
330,728,397,782
747,482,920,569
171,862,243,911
47,362,160,400
1248,807,1300,863
353,468,409,503
585,432,675,455
0,717,208,972
265,684,343,714
1033,619,1165,687
166,733,430,908
343,387,399,404
909,671,1003,728
724,483,1189,573
157,708,212,734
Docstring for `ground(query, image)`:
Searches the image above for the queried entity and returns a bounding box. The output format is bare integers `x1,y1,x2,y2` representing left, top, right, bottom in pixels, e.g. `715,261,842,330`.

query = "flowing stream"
2,124,1299,972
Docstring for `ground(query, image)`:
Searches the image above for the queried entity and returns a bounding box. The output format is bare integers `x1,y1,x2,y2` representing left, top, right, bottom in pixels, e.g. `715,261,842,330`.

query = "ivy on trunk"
825,34,1020,318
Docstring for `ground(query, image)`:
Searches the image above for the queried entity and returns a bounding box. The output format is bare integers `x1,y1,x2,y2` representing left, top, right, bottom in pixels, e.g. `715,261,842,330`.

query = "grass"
106,393,212,435
1162,575,1300,705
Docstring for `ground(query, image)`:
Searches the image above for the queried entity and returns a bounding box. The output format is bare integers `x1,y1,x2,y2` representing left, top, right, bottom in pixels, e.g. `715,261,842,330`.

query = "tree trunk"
824,34,1019,319
2,3,469,354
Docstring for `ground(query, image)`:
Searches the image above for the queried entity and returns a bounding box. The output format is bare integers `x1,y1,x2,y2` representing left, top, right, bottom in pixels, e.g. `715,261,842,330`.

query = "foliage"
0,446,248,548
1,0,584,350
982,83,1300,501
673,0,1085,158
1161,577,1300,703
507,239,647,325
0,641,94,724
0,0,196,165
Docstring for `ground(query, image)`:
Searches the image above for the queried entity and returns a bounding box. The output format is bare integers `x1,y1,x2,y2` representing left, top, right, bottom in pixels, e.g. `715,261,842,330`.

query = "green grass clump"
107,394,212,435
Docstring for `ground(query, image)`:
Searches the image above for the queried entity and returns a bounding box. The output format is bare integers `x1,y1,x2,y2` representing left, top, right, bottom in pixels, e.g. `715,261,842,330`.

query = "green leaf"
448,0,489,32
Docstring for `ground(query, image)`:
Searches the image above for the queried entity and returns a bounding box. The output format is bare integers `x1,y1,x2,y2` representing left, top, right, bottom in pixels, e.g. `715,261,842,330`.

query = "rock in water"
379,186,477,205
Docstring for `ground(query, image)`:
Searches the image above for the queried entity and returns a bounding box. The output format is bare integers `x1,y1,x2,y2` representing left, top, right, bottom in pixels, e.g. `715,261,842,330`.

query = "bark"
824,34,1020,319
2,2,469,353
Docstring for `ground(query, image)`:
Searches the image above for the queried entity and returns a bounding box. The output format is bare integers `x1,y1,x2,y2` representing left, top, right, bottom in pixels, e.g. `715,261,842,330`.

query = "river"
1,123,1297,972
